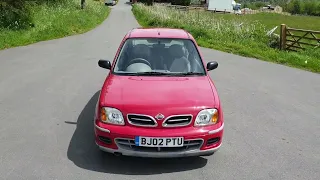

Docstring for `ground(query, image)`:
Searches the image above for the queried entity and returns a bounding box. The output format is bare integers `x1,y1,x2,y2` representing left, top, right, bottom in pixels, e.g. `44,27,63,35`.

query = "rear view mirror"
207,61,218,71
98,59,111,70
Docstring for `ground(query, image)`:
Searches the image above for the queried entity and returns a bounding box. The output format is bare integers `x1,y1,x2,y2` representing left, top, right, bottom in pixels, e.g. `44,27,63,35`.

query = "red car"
94,28,224,158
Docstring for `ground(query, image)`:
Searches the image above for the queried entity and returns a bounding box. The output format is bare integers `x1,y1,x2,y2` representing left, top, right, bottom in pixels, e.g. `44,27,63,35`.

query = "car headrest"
131,44,151,59
169,44,185,59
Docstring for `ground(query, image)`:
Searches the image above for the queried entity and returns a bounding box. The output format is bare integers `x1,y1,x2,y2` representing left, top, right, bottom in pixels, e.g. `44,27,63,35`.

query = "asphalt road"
0,1,319,180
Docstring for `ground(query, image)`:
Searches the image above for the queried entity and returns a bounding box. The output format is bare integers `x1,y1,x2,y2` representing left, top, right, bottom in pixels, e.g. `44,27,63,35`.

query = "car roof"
126,28,193,40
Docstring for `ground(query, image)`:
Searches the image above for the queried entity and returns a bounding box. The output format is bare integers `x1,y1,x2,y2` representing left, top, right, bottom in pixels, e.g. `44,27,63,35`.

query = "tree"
304,1,315,15
293,0,301,14
288,0,302,14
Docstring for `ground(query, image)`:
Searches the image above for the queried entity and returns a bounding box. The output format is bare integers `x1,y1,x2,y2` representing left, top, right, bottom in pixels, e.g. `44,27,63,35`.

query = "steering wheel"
126,58,151,68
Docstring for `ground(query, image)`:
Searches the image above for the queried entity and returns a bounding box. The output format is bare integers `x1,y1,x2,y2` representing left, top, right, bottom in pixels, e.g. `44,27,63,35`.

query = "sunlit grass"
132,3,320,73
209,12,320,31
0,0,110,50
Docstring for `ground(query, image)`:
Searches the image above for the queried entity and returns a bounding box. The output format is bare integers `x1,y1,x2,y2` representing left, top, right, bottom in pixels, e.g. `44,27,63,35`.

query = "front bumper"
97,141,222,158
94,120,224,158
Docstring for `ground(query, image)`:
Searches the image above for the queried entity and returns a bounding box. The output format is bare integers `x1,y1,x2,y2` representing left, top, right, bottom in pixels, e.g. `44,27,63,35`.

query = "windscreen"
113,38,206,76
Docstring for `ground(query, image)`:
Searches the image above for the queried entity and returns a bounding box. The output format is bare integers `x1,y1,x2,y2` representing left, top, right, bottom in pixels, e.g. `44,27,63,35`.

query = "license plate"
135,136,184,147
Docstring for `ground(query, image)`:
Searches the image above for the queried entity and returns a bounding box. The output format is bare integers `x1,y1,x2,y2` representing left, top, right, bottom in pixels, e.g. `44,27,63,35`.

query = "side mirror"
98,59,111,70
207,61,218,71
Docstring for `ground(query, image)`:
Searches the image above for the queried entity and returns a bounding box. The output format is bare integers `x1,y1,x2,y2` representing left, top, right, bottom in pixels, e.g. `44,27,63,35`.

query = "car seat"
168,44,191,72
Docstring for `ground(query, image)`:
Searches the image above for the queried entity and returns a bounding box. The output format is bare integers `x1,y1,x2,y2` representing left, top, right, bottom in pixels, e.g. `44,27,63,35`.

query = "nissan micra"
94,28,224,158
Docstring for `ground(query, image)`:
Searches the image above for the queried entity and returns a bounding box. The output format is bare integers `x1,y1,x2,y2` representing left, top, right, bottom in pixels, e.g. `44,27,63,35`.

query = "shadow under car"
67,91,208,175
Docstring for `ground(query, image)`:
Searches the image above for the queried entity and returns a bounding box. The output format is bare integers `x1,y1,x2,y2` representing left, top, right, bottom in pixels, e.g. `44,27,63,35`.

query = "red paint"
95,28,224,156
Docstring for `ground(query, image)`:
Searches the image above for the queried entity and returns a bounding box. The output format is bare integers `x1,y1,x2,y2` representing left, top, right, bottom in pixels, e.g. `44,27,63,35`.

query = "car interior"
114,38,205,74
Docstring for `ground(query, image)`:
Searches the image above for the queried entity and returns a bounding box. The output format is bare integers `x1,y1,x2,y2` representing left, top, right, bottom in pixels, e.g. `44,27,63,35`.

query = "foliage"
241,1,268,10
0,0,32,29
0,0,110,49
139,0,154,6
286,0,320,16
171,0,191,6
132,3,320,73
237,0,320,16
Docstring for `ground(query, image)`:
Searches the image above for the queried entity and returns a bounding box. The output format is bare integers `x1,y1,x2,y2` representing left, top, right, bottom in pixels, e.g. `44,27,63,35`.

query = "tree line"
139,0,320,16
237,0,320,16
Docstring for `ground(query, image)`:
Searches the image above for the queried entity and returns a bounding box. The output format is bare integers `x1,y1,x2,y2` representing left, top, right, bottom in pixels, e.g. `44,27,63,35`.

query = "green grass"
0,0,110,50
132,3,320,73
207,12,320,30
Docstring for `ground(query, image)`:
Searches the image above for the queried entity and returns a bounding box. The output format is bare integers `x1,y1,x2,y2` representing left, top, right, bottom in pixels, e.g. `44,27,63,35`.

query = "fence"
241,9,291,16
280,24,320,51
165,4,206,11
158,3,291,15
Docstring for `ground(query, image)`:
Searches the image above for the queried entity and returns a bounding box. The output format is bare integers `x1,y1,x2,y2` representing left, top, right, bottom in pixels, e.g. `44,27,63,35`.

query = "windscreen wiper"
176,72,204,76
134,71,172,76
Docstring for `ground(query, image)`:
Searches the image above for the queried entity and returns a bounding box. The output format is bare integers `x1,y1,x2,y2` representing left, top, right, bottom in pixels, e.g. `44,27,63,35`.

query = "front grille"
127,114,157,127
115,138,203,152
162,115,193,127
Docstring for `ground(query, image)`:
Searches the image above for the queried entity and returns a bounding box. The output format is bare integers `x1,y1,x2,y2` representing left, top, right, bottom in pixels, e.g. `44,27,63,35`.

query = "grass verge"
132,3,320,73
0,0,110,50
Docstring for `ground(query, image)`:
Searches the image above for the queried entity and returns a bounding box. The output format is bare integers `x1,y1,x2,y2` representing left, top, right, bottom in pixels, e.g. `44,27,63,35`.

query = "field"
132,3,320,73
0,0,110,50
209,12,320,31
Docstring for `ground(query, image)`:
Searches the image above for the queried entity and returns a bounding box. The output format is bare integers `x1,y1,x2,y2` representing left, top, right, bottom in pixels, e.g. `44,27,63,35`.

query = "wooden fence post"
280,24,287,50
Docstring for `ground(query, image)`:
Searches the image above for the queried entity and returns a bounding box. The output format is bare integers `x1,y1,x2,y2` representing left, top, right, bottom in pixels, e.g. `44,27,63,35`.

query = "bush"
0,0,33,29
138,0,153,6
282,0,320,16
171,0,191,6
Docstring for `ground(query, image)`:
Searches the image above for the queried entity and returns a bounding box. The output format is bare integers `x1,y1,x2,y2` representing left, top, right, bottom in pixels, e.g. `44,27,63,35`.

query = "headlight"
194,108,218,127
100,107,125,125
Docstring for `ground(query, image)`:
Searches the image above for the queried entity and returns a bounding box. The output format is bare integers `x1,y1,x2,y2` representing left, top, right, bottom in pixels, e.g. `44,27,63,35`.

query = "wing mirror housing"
98,59,111,70
207,61,218,71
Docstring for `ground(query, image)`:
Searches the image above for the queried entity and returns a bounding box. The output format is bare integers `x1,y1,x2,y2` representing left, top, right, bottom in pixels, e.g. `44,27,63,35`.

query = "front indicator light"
101,107,107,122
211,110,218,124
